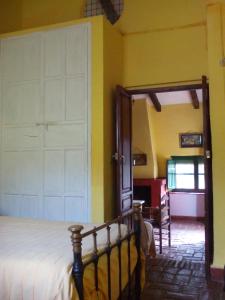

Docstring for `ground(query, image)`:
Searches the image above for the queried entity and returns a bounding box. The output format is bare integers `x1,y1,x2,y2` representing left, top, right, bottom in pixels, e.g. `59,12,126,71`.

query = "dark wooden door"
114,85,133,215
202,75,214,278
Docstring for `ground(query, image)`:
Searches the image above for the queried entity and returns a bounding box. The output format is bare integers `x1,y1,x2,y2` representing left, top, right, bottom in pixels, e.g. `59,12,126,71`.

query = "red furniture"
133,178,167,207
133,178,171,253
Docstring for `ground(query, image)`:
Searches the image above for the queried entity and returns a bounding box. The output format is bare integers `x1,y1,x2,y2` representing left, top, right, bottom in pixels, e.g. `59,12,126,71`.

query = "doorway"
115,77,213,278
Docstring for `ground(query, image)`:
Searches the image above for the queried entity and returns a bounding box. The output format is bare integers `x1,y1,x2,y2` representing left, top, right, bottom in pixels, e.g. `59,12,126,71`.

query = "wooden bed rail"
68,203,142,300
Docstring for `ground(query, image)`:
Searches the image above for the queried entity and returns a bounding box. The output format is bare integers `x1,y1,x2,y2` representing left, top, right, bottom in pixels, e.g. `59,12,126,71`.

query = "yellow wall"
206,2,225,268
103,19,123,221
132,99,158,179
118,0,208,87
146,102,158,178
21,0,84,29
123,26,208,87
0,0,22,33
117,0,206,34
0,0,85,33
90,17,105,223
151,104,203,177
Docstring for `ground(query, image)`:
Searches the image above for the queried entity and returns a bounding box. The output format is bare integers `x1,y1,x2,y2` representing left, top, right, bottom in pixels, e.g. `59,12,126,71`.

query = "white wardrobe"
0,23,91,222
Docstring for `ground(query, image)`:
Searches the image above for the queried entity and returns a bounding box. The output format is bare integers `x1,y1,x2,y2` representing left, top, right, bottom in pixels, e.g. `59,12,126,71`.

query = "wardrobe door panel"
66,26,87,76
44,124,86,148
23,35,41,80
44,151,64,195
44,196,65,221
66,77,86,121
3,151,42,195
65,150,86,196
4,82,41,124
3,34,41,81
44,30,64,77
0,195,21,217
3,127,41,150
0,24,90,222
44,79,65,122
20,196,43,219
65,196,85,222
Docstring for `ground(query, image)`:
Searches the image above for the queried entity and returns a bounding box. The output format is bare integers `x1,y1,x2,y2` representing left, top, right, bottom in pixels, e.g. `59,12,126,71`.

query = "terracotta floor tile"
141,220,225,300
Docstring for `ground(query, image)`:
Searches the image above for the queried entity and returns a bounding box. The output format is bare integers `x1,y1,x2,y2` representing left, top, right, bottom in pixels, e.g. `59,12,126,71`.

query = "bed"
0,204,154,300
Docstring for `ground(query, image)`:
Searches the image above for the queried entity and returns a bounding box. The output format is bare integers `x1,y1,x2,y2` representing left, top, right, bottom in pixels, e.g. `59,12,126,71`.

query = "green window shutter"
167,159,176,190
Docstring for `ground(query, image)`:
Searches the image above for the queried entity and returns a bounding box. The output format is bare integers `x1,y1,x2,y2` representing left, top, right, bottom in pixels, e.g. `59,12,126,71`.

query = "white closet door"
0,24,91,222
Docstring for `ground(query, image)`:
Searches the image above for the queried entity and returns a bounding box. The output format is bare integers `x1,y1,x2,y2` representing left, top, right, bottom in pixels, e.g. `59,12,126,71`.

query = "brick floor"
141,220,225,300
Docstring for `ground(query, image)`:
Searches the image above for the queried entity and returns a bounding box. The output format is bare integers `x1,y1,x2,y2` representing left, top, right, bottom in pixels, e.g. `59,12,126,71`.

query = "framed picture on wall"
133,154,147,166
179,133,203,148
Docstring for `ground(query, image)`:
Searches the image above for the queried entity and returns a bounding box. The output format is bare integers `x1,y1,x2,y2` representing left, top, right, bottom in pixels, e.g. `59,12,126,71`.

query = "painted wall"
119,0,208,87
132,99,158,179
150,104,203,177
146,101,158,178
103,18,123,221
206,2,225,268
0,0,85,33
123,26,207,88
89,17,105,223
0,0,22,33
170,193,205,217
117,0,206,34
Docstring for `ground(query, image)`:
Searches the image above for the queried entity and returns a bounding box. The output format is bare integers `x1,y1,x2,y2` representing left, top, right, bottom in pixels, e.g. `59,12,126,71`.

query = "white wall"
170,192,205,217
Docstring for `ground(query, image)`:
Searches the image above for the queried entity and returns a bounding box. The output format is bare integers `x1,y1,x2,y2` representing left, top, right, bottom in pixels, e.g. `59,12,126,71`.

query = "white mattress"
0,216,127,300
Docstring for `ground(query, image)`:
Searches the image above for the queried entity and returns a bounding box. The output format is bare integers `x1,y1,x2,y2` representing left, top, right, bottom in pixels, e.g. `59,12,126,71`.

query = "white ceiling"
132,89,202,106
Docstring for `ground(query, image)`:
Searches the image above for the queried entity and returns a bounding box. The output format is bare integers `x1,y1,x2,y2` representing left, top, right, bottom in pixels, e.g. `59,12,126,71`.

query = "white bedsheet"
0,216,127,300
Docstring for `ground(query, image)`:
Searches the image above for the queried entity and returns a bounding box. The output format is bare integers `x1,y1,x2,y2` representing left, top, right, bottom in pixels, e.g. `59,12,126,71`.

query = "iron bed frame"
68,203,142,300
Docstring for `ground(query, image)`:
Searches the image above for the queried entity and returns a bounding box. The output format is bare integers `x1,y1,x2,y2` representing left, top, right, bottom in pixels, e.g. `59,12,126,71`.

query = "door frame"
120,79,213,278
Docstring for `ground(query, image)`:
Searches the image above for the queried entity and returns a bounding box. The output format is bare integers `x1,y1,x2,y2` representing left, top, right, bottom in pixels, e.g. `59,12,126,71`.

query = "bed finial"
68,225,84,253
68,225,84,300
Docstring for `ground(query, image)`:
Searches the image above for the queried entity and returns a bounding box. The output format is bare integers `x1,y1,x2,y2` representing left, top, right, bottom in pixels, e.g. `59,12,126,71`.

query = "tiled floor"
141,220,225,300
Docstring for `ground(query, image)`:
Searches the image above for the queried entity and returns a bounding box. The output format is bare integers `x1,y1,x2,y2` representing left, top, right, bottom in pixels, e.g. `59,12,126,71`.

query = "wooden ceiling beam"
148,92,161,112
99,0,119,24
190,90,200,109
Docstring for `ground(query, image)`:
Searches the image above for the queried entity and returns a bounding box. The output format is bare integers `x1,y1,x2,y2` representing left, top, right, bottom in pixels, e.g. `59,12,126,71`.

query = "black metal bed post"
68,225,84,300
133,203,142,300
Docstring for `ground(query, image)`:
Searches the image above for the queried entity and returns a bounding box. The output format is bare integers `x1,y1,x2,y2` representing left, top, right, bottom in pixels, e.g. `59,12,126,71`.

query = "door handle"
112,153,126,162
120,155,125,162
112,152,119,161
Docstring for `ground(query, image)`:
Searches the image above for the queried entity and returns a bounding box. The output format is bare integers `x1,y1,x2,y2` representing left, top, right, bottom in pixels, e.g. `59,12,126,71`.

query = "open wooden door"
114,85,133,215
202,75,214,278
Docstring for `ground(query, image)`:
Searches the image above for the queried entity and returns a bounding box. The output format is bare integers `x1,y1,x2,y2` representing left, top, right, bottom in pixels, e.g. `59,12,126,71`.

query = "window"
167,156,205,191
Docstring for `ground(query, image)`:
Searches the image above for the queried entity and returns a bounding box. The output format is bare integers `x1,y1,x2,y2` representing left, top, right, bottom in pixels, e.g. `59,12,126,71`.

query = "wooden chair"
143,192,171,254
